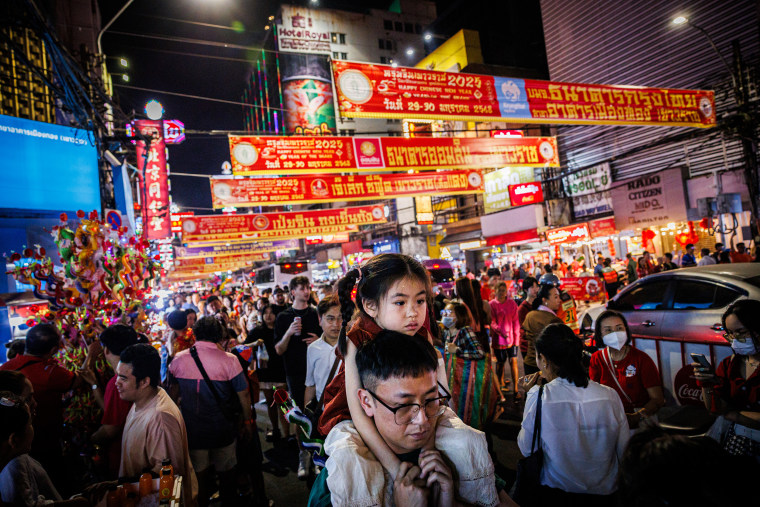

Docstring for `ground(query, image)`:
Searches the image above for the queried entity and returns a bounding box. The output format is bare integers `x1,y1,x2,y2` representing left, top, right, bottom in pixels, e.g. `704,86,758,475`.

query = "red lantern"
608,238,616,258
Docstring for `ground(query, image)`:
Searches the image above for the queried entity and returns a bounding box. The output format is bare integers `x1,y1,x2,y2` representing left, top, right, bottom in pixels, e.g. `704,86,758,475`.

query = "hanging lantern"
608,238,616,258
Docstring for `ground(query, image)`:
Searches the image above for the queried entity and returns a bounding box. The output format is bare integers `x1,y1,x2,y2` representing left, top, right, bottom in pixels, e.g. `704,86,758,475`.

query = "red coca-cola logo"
673,364,704,406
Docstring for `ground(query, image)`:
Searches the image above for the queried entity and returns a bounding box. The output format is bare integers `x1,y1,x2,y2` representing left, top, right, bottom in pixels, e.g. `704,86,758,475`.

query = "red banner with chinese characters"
588,217,617,238
173,252,270,270
508,182,544,206
135,120,171,240
210,170,485,208
332,60,715,128
228,135,559,175
181,205,385,243
546,223,591,245
561,277,606,303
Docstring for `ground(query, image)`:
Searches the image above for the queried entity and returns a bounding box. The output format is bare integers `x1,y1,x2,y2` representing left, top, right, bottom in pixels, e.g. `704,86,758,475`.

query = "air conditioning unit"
716,193,742,214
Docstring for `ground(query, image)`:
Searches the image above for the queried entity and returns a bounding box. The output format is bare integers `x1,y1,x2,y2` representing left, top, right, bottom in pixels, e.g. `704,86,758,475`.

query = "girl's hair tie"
355,267,363,285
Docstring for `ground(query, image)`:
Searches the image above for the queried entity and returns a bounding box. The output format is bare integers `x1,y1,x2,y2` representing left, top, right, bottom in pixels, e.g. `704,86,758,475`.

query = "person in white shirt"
698,248,717,266
518,323,629,505
304,295,343,413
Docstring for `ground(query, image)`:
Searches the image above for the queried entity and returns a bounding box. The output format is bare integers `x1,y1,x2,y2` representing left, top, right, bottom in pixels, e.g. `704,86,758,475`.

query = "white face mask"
602,331,628,350
731,339,758,356
442,316,455,329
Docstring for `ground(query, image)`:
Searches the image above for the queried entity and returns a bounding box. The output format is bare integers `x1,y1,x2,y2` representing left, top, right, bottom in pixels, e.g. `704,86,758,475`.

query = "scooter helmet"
539,273,561,287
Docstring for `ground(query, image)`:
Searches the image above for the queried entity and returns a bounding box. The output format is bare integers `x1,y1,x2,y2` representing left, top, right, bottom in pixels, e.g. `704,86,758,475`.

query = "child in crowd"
318,253,497,506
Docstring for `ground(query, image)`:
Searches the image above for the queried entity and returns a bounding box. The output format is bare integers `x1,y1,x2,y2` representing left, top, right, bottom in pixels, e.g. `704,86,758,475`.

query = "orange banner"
181,205,385,243
332,60,716,128
229,135,559,175
210,170,484,208
174,252,270,270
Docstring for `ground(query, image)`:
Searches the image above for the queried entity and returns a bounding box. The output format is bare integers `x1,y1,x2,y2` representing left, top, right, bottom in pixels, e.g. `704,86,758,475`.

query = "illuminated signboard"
546,223,591,245
508,182,544,206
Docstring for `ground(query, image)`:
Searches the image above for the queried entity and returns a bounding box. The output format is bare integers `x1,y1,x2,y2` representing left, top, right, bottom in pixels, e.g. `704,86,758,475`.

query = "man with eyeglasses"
308,330,513,506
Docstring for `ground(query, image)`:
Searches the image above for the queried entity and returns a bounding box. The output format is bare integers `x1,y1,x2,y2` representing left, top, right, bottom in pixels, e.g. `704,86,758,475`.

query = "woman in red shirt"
589,310,665,428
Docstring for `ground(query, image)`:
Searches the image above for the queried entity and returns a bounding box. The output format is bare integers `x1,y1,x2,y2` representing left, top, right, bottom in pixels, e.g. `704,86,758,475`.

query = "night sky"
100,0,543,214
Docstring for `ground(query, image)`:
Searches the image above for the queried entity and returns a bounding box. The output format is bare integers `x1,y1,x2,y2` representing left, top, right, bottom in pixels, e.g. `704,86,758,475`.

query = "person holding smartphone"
588,310,664,429
693,299,760,459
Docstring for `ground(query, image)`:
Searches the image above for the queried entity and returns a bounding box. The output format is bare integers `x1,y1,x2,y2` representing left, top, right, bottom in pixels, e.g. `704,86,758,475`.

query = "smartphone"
690,353,711,369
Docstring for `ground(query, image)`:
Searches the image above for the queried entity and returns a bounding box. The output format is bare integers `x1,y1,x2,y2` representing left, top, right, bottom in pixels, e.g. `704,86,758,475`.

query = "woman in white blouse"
518,323,630,506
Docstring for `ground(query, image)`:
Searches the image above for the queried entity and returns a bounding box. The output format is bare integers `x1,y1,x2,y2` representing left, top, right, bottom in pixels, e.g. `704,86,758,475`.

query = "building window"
380,56,387,64
340,52,347,59
339,129,356,136
378,39,393,50
415,24,422,34
331,32,346,44
332,52,340,59
384,19,393,30
404,22,413,33
387,118,401,124
394,21,402,31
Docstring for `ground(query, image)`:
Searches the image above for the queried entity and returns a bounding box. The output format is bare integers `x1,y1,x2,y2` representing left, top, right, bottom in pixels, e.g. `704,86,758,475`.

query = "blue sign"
493,77,531,119
105,210,122,230
373,239,400,255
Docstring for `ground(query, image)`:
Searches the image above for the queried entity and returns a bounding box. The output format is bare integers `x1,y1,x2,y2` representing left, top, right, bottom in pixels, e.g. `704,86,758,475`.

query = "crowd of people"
1,251,759,506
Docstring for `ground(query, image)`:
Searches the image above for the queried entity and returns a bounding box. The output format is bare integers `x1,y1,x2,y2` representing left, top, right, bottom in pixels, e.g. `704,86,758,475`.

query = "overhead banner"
174,252,270,269
611,168,688,230
210,170,484,208
181,205,385,243
135,120,171,239
174,239,299,259
229,135,559,175
563,162,613,218
332,60,715,128
484,166,537,214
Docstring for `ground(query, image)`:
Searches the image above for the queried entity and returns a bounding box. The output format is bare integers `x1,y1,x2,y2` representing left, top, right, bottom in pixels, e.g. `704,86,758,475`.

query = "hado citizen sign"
508,182,544,206
546,223,591,245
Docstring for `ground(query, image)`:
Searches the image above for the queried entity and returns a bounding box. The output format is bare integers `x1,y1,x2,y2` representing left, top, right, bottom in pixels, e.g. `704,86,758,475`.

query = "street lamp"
144,100,164,120
119,58,128,68
406,48,414,56
671,15,736,89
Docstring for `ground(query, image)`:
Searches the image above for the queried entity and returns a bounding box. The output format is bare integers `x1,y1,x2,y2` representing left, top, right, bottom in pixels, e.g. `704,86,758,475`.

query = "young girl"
319,254,497,506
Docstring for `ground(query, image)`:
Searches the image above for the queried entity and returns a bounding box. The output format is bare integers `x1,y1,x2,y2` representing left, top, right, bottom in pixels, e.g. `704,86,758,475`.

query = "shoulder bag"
305,354,342,438
513,384,544,506
189,346,242,423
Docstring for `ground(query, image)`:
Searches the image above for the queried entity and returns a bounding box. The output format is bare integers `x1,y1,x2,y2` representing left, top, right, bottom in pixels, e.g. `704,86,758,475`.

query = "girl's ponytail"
336,267,361,356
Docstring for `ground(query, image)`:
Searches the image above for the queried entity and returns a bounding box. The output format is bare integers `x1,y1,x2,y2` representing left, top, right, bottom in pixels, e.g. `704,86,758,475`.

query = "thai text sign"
563,162,613,218
332,60,715,128
588,217,617,238
229,135,559,175
174,252,269,270
174,239,299,259
181,205,385,242
546,223,591,245
562,277,605,303
508,182,543,206
484,167,536,214
210,170,484,208
611,168,688,230
135,120,170,239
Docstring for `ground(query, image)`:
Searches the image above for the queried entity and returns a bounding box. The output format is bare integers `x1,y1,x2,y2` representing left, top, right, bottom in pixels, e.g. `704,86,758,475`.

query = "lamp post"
672,15,759,241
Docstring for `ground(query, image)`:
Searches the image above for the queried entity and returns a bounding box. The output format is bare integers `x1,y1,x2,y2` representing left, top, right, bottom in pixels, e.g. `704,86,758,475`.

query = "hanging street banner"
174,252,270,270
332,60,716,128
181,205,385,243
210,170,485,208
135,120,171,239
229,135,559,175
174,239,299,259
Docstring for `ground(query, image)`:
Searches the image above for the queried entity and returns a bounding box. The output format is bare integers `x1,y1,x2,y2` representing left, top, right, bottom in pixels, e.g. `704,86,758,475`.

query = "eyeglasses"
723,329,754,343
364,382,451,425
440,309,453,316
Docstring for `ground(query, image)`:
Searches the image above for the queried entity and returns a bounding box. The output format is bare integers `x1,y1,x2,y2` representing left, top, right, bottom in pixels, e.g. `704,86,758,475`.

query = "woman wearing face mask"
441,303,501,430
588,310,664,429
694,299,760,459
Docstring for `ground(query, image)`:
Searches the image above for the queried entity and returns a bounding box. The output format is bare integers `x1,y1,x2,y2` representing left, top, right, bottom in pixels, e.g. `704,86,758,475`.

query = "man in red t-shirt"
730,242,753,263
87,324,140,478
0,323,87,485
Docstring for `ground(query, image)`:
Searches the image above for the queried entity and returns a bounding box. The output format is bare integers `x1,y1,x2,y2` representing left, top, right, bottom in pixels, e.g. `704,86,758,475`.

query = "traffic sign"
105,209,122,231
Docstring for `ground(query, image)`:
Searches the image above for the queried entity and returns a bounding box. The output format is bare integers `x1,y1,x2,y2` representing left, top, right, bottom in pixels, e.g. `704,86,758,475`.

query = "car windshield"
429,268,455,283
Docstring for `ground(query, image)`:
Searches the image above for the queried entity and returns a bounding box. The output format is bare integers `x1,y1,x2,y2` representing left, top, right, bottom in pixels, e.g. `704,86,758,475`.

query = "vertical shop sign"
135,120,170,240
415,196,434,225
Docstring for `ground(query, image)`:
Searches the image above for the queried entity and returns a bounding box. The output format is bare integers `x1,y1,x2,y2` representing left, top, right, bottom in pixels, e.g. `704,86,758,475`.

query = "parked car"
578,264,760,406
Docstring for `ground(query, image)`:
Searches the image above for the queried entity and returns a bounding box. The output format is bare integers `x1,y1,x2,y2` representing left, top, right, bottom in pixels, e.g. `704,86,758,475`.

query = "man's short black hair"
317,294,340,317
166,310,188,331
665,252,673,260
119,343,160,387
99,324,139,356
289,276,310,292
356,330,438,392
273,287,285,295
193,316,224,343
206,295,220,305
24,323,60,356
522,276,538,291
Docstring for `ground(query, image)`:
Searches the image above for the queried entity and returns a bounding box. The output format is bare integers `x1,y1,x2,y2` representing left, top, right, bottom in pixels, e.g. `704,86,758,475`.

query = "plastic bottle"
158,458,175,500
105,485,121,507
139,467,153,498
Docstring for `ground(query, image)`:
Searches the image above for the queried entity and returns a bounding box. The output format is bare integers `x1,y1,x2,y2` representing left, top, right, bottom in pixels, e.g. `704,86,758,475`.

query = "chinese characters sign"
135,120,170,240
229,135,559,175
181,205,385,243
332,61,716,128
174,239,299,259
210,170,484,208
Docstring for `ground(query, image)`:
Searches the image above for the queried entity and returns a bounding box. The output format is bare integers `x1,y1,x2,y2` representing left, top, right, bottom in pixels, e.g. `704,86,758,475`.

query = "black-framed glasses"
364,382,451,425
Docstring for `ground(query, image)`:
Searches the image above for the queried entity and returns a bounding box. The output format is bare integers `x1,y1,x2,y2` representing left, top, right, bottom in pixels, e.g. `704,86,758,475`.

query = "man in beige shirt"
117,344,198,504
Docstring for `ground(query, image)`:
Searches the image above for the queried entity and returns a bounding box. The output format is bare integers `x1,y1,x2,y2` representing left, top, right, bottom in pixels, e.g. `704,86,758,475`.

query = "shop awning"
439,229,482,247
486,228,539,246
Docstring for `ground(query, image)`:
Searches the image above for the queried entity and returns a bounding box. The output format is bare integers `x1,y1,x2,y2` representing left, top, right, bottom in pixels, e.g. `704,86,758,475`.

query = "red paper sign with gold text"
210,170,485,208
181,205,385,243
332,60,715,128
135,120,171,239
229,135,558,175
173,252,270,271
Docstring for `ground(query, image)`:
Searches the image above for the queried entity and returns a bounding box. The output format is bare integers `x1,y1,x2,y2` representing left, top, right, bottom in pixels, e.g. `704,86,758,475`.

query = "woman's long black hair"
536,323,589,388
336,254,431,356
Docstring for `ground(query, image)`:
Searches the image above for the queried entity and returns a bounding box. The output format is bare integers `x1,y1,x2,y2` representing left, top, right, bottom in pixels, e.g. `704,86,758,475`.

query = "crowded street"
2,0,760,506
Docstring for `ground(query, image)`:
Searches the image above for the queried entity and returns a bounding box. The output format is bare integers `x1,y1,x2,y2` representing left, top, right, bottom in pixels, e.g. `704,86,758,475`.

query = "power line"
117,44,255,64
113,83,284,111
135,14,245,32
108,30,267,53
